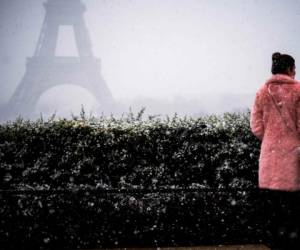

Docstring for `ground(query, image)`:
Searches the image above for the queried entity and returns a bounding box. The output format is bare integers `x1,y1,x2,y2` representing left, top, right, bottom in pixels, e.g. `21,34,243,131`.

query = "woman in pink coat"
251,52,300,249
251,53,300,191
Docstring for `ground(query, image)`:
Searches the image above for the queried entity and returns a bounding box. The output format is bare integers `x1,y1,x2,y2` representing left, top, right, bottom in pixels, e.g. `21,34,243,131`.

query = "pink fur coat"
250,74,300,191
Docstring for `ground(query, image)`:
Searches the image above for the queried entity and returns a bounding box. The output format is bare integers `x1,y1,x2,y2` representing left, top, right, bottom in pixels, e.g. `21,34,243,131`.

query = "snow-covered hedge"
0,110,271,249
0,110,260,190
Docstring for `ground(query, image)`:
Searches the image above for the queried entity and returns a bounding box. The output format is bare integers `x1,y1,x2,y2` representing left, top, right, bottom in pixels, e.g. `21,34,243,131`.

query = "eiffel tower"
3,0,115,120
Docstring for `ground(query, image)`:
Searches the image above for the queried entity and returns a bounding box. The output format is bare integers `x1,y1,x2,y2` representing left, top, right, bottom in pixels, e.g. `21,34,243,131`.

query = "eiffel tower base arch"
4,56,116,120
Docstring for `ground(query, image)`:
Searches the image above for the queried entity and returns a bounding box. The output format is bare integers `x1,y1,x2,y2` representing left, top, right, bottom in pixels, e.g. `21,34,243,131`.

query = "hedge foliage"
0,109,272,249
0,109,260,191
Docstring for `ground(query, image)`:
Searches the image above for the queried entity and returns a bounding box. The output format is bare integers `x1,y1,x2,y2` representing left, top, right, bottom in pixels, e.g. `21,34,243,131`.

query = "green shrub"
0,109,260,191
0,109,270,249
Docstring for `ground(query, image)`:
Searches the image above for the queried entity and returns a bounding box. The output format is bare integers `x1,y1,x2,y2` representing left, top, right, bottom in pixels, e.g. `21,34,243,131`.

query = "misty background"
0,0,300,121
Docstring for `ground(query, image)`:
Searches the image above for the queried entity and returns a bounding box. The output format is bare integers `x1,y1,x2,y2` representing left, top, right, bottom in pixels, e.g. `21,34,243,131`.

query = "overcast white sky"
62,0,300,99
1,0,300,118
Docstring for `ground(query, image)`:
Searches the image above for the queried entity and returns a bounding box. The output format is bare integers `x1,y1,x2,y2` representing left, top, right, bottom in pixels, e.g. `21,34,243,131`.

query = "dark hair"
271,52,295,75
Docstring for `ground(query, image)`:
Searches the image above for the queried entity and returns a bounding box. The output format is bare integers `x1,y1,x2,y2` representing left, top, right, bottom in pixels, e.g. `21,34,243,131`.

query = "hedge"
0,109,290,249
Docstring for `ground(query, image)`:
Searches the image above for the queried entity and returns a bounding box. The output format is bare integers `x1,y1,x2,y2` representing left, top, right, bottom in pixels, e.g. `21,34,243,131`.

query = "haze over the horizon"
1,0,300,119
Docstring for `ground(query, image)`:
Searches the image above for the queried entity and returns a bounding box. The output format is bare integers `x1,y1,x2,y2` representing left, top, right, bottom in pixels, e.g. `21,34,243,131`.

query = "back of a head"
271,52,295,75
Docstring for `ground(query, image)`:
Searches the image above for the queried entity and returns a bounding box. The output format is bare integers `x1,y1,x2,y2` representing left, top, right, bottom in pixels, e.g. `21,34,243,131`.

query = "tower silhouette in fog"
5,0,115,120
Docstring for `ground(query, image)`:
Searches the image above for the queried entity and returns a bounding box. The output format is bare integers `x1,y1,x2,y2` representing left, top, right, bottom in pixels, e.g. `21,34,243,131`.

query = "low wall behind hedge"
0,110,273,249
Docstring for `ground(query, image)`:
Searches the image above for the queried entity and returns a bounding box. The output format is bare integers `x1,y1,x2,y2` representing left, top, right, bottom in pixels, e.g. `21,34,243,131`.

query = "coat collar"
266,74,297,85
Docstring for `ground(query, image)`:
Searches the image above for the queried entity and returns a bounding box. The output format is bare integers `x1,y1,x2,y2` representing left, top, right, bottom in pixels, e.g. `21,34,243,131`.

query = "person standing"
250,52,300,249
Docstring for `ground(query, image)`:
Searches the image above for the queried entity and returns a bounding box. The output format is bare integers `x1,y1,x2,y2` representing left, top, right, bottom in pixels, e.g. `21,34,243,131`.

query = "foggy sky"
1,0,300,119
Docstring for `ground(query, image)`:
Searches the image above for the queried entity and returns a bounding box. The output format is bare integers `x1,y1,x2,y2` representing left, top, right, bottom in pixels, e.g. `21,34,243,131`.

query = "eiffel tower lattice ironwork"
6,0,115,119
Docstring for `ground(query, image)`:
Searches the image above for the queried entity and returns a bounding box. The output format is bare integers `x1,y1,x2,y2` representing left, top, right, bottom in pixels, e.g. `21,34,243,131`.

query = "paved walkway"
85,245,270,250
